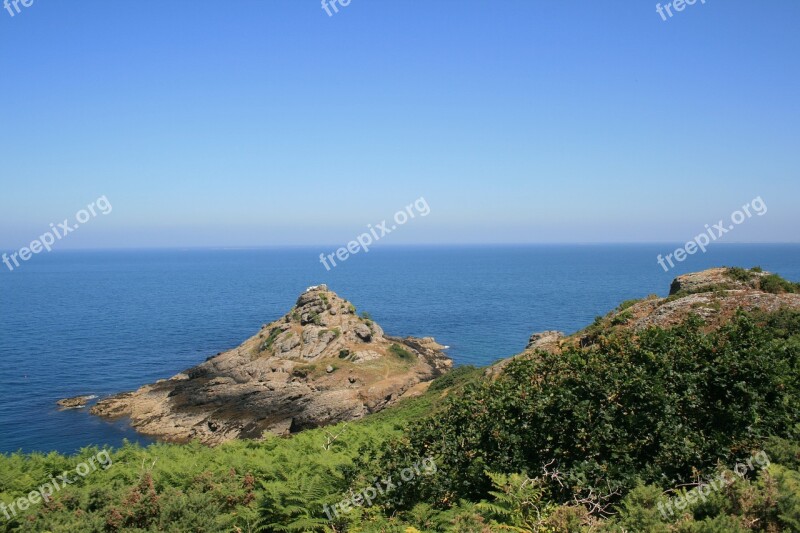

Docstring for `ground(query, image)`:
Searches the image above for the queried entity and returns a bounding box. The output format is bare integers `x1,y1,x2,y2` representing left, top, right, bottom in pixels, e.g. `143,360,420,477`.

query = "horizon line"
2,241,800,253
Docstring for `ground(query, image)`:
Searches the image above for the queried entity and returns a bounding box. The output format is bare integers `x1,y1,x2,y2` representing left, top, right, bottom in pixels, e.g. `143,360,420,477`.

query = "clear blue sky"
1,1,798,248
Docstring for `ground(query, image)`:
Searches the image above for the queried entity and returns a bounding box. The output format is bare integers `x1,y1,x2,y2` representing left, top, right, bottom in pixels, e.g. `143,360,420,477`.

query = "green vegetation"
2,309,799,532
617,298,642,311
319,293,332,310
759,273,800,294
260,327,282,352
610,309,633,325
0,370,471,532
359,312,374,328
724,266,799,293
291,364,316,378
725,266,757,283
318,328,340,340
388,343,414,361
427,365,480,393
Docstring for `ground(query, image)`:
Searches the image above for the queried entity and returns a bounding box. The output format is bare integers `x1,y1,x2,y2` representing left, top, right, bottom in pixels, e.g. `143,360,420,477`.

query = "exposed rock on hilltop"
90,285,452,445
627,267,800,332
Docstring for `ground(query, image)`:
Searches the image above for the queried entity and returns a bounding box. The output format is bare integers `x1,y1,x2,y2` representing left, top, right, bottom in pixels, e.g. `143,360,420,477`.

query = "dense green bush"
373,309,800,514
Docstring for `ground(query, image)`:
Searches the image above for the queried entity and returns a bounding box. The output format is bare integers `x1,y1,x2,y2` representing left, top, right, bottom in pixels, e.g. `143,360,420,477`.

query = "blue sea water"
1,244,799,455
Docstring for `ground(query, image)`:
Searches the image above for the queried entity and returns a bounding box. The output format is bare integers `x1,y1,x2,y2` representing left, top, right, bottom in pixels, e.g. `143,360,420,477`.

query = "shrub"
375,309,800,510
759,273,799,294
725,267,755,282
388,344,414,361
611,309,633,326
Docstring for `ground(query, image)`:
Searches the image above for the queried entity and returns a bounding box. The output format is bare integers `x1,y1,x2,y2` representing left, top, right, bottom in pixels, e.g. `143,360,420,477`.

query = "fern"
475,472,553,533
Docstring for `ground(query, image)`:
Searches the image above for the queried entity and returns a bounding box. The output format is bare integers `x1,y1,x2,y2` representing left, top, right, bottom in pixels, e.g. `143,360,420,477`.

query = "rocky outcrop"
485,331,565,377
579,268,800,344
525,331,565,352
57,395,97,409
628,269,799,332
667,267,765,295
90,285,452,445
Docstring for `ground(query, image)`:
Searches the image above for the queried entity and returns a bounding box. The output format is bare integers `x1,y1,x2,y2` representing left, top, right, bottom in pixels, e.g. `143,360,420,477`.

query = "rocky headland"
89,285,452,445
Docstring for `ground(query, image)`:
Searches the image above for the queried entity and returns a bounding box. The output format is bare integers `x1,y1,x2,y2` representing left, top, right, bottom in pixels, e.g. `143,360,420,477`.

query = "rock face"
91,285,452,445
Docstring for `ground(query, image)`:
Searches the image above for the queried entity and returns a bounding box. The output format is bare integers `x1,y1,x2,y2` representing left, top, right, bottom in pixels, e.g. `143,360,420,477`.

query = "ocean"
1,244,798,454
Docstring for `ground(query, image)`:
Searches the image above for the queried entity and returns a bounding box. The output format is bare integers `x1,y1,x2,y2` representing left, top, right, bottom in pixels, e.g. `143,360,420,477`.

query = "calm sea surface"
1,244,798,454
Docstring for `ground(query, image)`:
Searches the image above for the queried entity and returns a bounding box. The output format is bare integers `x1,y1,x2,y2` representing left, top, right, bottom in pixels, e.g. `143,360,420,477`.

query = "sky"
0,0,798,248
